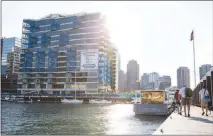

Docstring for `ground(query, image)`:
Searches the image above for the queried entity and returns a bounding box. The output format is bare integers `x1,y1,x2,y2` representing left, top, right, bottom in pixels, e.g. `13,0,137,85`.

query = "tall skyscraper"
148,72,159,89
115,51,119,91
140,73,149,89
177,67,190,88
19,12,117,94
199,64,212,80
149,72,159,83
126,60,139,91
118,54,121,72
118,70,126,92
1,37,21,75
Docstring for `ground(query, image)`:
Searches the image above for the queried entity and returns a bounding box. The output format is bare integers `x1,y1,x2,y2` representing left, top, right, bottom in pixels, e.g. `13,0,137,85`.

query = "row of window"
19,72,99,78
23,25,104,38
21,77,99,82
25,21,103,33
20,67,111,73
24,38,100,47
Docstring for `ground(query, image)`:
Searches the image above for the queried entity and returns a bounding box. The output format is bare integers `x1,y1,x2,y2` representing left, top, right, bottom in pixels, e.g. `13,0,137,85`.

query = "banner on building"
80,50,99,71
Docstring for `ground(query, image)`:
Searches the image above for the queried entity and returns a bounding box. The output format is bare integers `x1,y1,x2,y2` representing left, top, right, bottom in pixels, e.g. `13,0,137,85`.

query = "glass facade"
19,13,117,94
1,37,21,75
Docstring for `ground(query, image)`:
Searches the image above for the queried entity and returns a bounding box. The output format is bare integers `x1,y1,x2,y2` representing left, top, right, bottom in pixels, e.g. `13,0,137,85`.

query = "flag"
190,30,194,41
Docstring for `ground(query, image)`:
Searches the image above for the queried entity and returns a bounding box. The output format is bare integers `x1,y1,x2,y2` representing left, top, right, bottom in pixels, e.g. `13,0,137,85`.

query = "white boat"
5,97,9,101
61,78,83,104
133,90,174,116
89,99,112,104
61,98,83,104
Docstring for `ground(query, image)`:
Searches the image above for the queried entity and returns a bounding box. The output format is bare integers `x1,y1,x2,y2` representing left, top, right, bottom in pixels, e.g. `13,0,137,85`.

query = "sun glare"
105,8,142,49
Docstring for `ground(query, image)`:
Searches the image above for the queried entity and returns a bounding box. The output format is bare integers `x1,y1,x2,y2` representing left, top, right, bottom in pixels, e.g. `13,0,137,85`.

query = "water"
1,102,166,135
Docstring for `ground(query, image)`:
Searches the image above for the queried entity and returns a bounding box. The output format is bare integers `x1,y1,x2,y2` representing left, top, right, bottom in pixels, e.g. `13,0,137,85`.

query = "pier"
153,106,213,135
153,67,213,135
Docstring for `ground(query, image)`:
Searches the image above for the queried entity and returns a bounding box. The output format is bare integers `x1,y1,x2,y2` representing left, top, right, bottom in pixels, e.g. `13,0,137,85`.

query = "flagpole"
192,31,196,88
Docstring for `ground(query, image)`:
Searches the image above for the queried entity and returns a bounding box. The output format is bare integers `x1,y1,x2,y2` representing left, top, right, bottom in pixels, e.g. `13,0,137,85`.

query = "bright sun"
105,7,142,56
104,8,142,48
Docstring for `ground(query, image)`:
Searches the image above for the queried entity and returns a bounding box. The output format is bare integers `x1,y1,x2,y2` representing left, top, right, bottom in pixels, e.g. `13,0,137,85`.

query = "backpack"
174,92,180,100
185,87,192,98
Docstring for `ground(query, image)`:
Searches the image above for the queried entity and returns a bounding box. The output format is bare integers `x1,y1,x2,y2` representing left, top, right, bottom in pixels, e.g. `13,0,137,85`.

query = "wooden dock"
153,106,213,135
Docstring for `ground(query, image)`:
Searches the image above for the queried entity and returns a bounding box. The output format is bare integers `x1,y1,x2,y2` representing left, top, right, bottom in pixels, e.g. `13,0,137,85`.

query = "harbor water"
1,102,166,135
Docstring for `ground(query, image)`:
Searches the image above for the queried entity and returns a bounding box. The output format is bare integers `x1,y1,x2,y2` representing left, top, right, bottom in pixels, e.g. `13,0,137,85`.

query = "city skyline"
2,1,213,88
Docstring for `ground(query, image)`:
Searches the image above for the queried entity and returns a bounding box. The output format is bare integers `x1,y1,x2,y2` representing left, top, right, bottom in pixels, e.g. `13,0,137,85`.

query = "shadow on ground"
189,116,213,124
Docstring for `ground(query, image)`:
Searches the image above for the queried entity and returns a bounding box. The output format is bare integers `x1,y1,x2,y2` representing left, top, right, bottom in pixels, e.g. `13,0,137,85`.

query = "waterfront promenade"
153,106,213,135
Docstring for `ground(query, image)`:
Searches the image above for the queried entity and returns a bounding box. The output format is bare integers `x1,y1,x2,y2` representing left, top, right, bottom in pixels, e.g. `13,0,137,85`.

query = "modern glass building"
18,12,117,94
1,37,21,75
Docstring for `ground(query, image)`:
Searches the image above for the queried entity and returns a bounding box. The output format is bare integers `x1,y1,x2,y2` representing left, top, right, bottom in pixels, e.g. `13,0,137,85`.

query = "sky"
2,1,213,88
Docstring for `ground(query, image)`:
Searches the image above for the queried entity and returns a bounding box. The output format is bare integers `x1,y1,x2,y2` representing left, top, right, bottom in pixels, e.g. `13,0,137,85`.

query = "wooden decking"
153,106,213,135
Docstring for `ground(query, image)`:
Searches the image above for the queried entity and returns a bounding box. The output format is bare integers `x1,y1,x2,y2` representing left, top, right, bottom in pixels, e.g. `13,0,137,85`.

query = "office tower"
1,37,20,93
115,51,120,92
1,37,21,75
148,72,159,89
19,13,117,94
140,73,149,89
177,67,190,88
199,64,212,80
149,72,159,83
118,70,126,92
126,60,139,91
157,75,171,90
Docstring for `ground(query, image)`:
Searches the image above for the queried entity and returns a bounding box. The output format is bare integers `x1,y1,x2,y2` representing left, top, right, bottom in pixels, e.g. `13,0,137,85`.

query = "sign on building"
80,50,98,71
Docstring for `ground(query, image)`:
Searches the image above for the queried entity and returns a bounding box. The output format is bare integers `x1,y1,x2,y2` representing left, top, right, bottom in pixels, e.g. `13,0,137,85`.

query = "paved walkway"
153,106,213,135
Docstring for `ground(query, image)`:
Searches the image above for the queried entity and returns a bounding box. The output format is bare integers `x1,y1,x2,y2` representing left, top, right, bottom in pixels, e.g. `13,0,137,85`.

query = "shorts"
181,97,191,105
201,100,208,107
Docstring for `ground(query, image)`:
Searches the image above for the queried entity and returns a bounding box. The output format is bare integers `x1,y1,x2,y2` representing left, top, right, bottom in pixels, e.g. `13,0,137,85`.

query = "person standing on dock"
199,86,210,116
174,89,181,114
179,85,192,117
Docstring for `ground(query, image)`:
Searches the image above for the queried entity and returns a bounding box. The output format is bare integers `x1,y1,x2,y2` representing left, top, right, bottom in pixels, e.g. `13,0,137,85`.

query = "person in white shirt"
179,85,191,117
199,86,209,116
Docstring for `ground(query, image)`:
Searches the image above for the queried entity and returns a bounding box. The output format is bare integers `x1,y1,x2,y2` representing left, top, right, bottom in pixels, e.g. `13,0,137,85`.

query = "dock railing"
192,68,213,110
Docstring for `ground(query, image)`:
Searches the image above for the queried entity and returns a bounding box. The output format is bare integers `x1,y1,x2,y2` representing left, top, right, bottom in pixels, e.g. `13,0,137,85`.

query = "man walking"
179,85,192,117
174,89,181,114
199,86,210,116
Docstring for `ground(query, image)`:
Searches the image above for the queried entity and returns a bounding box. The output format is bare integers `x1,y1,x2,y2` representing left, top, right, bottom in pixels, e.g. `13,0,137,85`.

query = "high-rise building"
140,73,149,89
18,13,117,94
149,72,159,83
199,64,212,80
115,51,119,91
156,75,171,90
148,72,159,89
1,37,21,75
126,60,139,91
118,54,121,72
118,70,126,92
177,67,190,88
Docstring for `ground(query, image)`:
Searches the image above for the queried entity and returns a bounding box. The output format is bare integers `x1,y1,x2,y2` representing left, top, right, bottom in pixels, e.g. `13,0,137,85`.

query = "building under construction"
18,12,118,94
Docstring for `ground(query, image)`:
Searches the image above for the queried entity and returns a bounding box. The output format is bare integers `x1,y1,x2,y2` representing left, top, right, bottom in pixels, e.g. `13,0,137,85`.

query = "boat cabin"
134,90,173,104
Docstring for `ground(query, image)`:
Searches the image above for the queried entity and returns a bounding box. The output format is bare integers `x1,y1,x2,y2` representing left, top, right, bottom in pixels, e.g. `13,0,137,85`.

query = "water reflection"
1,102,166,135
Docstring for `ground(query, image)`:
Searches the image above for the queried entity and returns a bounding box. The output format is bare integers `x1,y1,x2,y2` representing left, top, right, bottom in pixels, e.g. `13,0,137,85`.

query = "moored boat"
133,90,174,116
61,99,83,104
89,99,112,104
